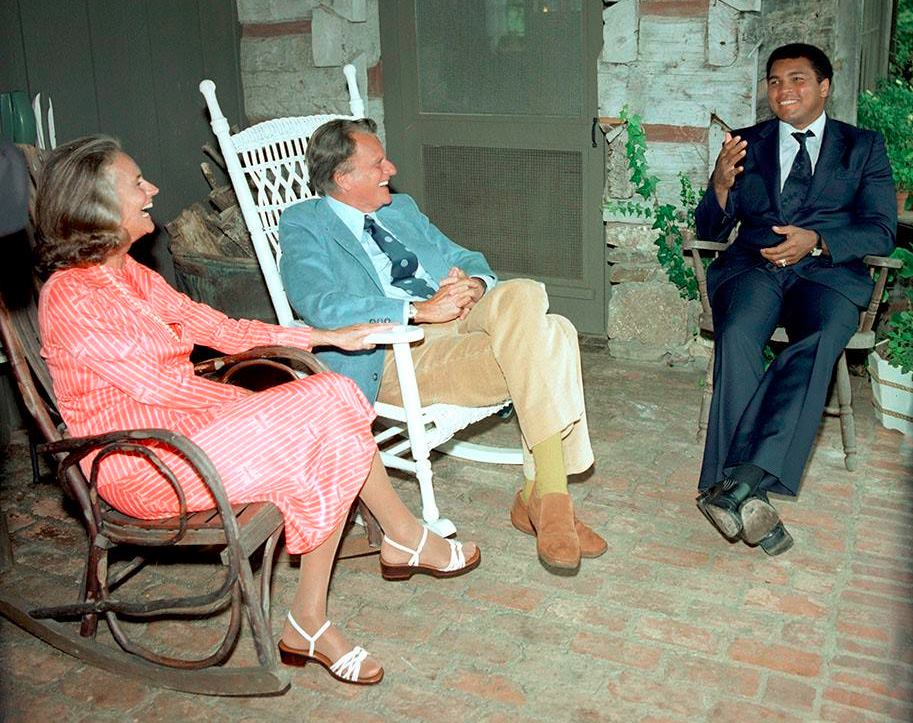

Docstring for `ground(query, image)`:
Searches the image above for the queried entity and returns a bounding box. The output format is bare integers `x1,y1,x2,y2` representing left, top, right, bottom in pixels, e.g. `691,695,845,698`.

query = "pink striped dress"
38,257,377,554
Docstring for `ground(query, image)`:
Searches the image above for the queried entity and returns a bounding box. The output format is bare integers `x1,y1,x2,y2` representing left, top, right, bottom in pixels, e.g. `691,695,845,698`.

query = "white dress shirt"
778,111,827,191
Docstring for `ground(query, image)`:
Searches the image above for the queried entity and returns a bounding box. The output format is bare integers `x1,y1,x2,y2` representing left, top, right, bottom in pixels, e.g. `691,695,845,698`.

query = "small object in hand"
779,259,787,267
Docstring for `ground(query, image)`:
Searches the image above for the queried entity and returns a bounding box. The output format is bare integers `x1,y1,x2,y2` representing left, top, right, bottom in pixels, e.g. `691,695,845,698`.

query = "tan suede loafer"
510,490,607,558
525,491,581,571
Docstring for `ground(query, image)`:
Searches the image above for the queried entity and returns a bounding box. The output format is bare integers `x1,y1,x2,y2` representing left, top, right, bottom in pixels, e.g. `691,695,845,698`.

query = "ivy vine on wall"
604,106,700,301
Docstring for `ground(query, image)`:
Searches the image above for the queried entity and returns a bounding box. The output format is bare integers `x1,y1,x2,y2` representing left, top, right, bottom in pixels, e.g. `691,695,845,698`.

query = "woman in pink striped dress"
35,135,480,686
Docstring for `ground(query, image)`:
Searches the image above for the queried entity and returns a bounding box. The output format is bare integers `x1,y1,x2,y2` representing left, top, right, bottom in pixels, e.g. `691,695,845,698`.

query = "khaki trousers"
377,278,593,480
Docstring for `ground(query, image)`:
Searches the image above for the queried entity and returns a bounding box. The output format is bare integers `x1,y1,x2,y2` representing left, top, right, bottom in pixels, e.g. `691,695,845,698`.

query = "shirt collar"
778,111,827,146
325,195,372,241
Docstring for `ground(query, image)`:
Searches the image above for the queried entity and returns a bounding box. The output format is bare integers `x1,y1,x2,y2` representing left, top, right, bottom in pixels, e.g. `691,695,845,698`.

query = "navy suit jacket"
695,117,896,308
278,193,496,401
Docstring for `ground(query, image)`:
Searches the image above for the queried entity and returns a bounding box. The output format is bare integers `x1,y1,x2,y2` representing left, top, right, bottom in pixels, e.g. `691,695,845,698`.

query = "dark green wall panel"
2,0,243,280
88,1,161,183
18,0,101,139
0,0,29,92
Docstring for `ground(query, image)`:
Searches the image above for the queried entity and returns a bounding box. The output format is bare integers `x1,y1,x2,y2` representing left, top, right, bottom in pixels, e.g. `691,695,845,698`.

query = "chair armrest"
681,239,726,318
38,429,236,546
682,239,729,253
194,344,331,376
863,254,903,269
858,255,903,334
364,325,424,345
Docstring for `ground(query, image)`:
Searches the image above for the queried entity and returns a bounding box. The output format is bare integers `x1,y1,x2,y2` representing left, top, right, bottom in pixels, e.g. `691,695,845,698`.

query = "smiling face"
331,132,397,213
767,56,830,130
108,152,159,243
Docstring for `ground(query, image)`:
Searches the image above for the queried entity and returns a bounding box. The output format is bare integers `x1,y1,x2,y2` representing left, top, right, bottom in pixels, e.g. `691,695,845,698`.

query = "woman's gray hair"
306,118,378,196
35,134,126,275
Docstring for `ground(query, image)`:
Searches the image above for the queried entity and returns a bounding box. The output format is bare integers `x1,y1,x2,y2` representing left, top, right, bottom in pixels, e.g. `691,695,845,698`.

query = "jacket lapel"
804,117,847,209
316,198,386,293
754,120,781,215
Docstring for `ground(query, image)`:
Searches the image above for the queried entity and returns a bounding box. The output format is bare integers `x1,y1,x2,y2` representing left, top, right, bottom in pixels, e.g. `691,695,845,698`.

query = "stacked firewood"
166,148,254,259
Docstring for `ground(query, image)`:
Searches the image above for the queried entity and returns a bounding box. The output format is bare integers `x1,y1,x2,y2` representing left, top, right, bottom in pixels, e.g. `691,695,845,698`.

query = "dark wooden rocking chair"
0,288,378,696
682,238,901,471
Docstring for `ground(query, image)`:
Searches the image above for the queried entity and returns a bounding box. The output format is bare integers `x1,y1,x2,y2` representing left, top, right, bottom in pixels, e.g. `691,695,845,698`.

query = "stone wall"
599,0,862,201
600,0,762,361
757,0,862,124
236,0,385,134
599,0,864,362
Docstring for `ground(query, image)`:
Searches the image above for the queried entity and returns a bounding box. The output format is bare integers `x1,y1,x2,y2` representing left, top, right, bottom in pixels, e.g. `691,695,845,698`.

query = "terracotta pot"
897,190,910,215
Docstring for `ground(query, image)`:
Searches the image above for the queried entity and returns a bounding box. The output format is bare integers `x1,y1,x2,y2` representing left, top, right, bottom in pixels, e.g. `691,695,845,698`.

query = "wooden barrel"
172,253,278,324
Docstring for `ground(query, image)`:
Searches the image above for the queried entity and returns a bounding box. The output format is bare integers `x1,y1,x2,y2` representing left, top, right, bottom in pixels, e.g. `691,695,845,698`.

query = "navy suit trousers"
698,264,859,496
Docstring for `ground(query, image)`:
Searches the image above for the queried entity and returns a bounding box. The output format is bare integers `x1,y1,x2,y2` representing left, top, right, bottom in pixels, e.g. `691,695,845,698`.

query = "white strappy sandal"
277,613,383,685
379,527,482,581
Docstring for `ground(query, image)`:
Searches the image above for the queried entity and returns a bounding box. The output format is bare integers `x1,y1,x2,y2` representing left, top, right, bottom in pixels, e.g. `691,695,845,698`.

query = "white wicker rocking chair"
199,67,522,537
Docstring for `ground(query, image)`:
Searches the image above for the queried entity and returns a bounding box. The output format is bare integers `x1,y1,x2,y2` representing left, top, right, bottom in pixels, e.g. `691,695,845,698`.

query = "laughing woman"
35,135,480,685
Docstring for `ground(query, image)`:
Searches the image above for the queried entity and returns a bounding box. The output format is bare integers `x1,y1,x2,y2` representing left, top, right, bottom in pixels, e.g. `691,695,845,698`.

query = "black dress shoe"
738,493,781,545
757,521,794,556
697,479,782,544
696,478,752,540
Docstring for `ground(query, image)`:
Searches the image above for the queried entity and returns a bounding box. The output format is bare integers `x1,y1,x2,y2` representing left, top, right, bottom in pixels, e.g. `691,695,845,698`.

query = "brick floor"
1,353,911,721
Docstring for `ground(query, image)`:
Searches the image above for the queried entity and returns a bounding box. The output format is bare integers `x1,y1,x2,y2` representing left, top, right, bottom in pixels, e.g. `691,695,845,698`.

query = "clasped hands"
412,267,485,323
712,132,823,268
311,267,483,351
762,226,820,267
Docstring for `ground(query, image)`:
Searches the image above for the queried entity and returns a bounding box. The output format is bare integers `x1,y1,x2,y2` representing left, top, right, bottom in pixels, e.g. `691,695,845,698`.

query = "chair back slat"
0,291,100,531
0,295,62,446
236,117,344,249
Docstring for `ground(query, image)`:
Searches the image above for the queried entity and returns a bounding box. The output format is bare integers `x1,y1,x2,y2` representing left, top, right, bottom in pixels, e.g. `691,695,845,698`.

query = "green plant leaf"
609,108,700,301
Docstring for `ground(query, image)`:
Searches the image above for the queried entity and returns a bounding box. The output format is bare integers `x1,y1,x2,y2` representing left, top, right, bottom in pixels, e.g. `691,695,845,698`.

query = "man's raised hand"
712,132,748,210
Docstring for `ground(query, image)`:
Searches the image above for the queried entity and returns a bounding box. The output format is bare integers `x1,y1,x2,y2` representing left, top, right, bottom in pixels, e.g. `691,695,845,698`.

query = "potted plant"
857,79,913,212
869,247,913,435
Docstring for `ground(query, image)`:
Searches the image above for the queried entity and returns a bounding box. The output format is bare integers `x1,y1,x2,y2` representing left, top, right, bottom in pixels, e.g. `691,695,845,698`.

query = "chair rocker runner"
0,289,358,695
199,66,522,538
682,237,900,472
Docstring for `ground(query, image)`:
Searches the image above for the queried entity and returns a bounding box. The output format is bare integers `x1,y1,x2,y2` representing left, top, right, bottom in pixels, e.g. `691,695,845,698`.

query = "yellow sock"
520,478,536,503
530,432,568,497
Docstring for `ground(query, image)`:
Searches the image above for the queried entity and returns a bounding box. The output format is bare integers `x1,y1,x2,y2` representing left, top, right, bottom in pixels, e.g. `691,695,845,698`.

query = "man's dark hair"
766,43,833,83
306,117,378,196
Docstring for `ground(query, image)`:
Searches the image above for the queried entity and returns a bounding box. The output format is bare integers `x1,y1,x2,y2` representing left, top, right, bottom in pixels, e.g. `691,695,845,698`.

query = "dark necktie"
780,130,814,220
364,217,436,299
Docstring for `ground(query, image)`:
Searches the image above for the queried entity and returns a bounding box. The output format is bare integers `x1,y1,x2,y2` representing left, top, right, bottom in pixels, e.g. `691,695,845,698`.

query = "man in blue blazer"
695,43,896,555
279,118,604,572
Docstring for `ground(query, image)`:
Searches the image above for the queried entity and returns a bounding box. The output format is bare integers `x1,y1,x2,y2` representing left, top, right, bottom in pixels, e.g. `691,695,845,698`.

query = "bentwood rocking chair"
682,238,901,471
199,65,522,538
0,287,348,696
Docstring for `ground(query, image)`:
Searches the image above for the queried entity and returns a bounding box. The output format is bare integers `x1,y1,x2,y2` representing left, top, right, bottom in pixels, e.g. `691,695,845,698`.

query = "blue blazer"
278,193,497,401
695,117,896,308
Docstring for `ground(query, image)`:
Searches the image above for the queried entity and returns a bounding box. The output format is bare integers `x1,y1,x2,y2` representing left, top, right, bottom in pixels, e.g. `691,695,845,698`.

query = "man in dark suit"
694,43,896,555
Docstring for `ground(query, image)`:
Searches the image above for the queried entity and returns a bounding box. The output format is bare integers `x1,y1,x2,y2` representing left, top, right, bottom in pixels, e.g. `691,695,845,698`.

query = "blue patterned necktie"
364,217,435,299
780,130,814,220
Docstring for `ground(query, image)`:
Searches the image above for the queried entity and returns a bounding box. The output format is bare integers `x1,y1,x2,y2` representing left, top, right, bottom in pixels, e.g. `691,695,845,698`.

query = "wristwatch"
407,303,418,322
811,231,823,257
